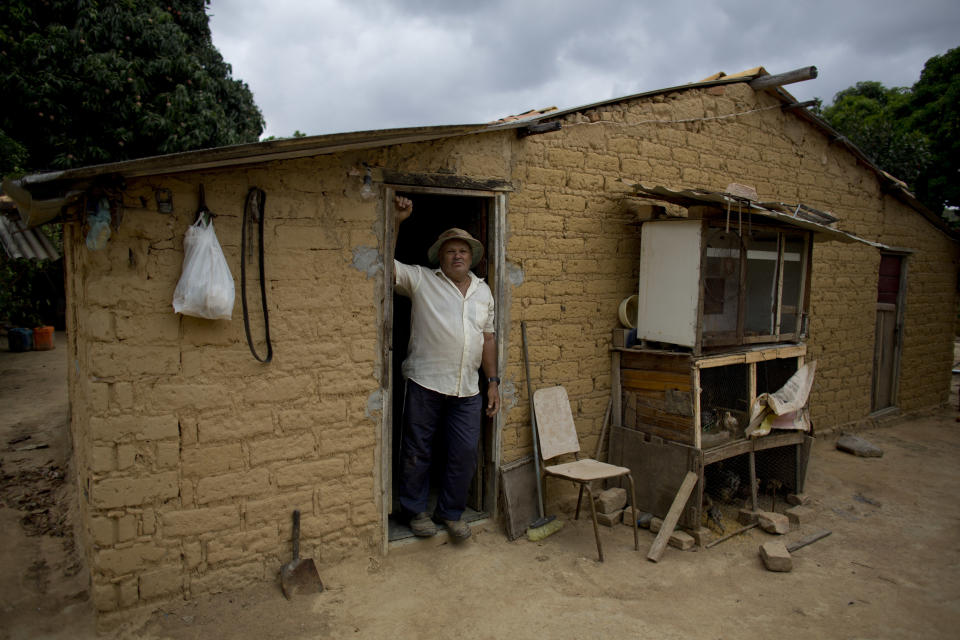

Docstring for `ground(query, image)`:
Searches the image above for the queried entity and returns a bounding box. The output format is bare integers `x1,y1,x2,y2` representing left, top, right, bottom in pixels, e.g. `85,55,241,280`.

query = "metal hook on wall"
195,184,216,225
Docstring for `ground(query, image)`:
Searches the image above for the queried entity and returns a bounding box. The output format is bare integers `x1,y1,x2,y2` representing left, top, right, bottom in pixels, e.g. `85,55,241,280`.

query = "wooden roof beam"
749,66,818,90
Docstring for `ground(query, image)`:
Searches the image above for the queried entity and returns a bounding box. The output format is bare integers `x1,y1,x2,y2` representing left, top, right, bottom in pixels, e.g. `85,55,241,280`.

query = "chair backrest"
533,386,581,460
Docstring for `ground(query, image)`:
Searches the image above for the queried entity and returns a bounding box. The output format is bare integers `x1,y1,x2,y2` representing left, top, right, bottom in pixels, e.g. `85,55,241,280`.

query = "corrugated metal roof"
16,124,497,184
0,206,61,261
626,182,889,248
3,124,511,227
0,71,771,211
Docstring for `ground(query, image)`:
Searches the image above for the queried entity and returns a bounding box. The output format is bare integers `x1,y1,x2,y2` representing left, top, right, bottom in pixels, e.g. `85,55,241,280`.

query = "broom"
521,321,564,541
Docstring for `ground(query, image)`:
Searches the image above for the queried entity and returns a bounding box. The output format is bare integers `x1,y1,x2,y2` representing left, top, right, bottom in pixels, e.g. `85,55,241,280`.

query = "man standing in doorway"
392,195,500,540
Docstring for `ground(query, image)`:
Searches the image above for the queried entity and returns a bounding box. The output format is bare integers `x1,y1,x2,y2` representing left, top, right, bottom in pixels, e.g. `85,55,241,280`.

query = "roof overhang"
2,123,519,227
0,201,61,261
3,64,948,239
625,182,890,249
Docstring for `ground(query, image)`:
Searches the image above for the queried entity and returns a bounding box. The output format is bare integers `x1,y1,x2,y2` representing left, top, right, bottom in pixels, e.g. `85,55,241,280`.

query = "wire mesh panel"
702,229,742,344
699,364,749,442
756,358,799,395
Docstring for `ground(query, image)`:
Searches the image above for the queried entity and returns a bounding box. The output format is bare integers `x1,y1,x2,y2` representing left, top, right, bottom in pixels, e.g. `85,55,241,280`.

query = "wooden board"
634,407,695,433
609,426,700,527
701,431,807,465
499,457,539,541
622,370,691,392
694,345,806,368
621,350,692,372
620,388,696,444
648,471,699,562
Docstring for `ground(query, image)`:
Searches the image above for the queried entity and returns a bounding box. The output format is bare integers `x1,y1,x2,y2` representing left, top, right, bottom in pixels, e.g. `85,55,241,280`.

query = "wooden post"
611,351,622,428
693,367,702,450
647,471,698,562
594,399,613,461
749,66,818,90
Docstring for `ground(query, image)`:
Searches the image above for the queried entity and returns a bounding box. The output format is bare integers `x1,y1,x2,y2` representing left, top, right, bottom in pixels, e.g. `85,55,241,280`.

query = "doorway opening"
385,188,501,542
871,252,907,413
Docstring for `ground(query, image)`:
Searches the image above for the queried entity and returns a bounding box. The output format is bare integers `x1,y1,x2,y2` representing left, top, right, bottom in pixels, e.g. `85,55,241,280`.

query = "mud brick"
669,530,695,550
621,510,645,528
786,505,814,526
596,509,623,527
612,328,632,348
595,487,627,513
758,511,790,534
649,518,694,549
689,527,712,547
738,508,760,525
759,541,792,572
787,493,810,506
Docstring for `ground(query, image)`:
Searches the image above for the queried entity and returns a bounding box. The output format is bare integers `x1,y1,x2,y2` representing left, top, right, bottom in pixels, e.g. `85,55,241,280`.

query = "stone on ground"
836,434,884,457
759,541,793,572
758,511,790,534
596,509,622,527
595,487,627,513
786,505,814,526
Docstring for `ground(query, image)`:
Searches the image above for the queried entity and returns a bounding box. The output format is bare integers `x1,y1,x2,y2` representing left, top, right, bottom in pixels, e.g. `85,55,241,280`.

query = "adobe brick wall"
65,155,393,622
65,136,523,623
500,82,958,462
63,80,957,622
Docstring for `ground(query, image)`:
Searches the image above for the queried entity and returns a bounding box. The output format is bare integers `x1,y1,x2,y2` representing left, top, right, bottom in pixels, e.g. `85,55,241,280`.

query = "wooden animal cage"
609,187,834,532
609,344,812,530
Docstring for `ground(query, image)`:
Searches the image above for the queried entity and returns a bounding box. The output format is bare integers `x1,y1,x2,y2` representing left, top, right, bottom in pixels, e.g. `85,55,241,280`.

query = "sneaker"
441,518,471,540
409,512,436,537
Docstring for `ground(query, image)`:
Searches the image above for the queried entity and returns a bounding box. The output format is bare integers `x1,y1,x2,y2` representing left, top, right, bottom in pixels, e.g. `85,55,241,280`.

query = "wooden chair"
533,385,639,561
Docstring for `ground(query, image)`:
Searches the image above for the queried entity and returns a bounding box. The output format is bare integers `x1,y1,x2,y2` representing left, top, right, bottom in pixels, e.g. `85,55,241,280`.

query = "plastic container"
618,294,638,329
8,328,33,352
33,326,55,350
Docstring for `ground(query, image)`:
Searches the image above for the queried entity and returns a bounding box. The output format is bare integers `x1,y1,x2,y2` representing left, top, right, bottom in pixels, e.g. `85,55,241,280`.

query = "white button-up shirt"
395,260,495,397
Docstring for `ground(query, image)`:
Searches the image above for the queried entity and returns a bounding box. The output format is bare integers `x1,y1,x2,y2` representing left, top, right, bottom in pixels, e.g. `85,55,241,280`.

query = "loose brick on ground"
596,509,623,527
758,512,790,534
786,505,815,526
595,487,627,513
760,541,793,572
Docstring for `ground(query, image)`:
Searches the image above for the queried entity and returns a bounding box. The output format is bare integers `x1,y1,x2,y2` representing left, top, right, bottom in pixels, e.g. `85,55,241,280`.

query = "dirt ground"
2,334,960,639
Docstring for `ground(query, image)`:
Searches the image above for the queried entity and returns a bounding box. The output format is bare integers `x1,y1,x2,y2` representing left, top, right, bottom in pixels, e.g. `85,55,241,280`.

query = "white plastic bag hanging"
172,217,235,320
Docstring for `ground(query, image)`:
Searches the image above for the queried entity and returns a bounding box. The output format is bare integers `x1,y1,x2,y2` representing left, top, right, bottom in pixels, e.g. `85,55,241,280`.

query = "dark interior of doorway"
388,191,492,542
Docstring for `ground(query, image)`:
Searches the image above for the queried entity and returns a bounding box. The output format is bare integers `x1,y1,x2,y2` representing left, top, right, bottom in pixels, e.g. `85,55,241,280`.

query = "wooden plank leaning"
647,471,698,563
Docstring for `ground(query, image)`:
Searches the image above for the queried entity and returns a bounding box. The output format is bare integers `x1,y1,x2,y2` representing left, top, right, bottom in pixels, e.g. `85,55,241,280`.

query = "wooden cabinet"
609,344,812,530
613,187,835,530
636,219,812,353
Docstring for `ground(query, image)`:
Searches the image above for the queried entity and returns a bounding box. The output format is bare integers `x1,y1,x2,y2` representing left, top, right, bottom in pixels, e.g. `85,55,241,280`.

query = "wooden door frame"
379,183,507,553
871,249,911,413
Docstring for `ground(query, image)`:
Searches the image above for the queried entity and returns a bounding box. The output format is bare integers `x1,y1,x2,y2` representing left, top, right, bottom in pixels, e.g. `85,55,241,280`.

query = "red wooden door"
872,254,903,411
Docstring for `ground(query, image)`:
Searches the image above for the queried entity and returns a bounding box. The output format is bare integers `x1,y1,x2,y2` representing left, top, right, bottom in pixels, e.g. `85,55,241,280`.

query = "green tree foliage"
262,130,308,141
909,47,960,213
820,81,931,190
0,0,264,175
0,255,62,327
819,47,959,217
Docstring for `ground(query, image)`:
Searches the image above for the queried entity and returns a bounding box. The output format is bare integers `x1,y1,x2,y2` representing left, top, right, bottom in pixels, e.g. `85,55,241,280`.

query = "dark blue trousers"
398,380,482,521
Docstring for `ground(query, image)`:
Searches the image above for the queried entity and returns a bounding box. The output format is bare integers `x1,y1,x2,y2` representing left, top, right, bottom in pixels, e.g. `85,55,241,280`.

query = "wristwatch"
487,376,501,384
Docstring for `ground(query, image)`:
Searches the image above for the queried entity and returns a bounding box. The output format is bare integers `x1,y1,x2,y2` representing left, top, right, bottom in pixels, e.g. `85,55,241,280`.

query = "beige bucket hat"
428,228,484,267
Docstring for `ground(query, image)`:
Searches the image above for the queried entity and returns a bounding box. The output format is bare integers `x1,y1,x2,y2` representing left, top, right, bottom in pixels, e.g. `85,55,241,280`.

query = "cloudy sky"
208,0,960,139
